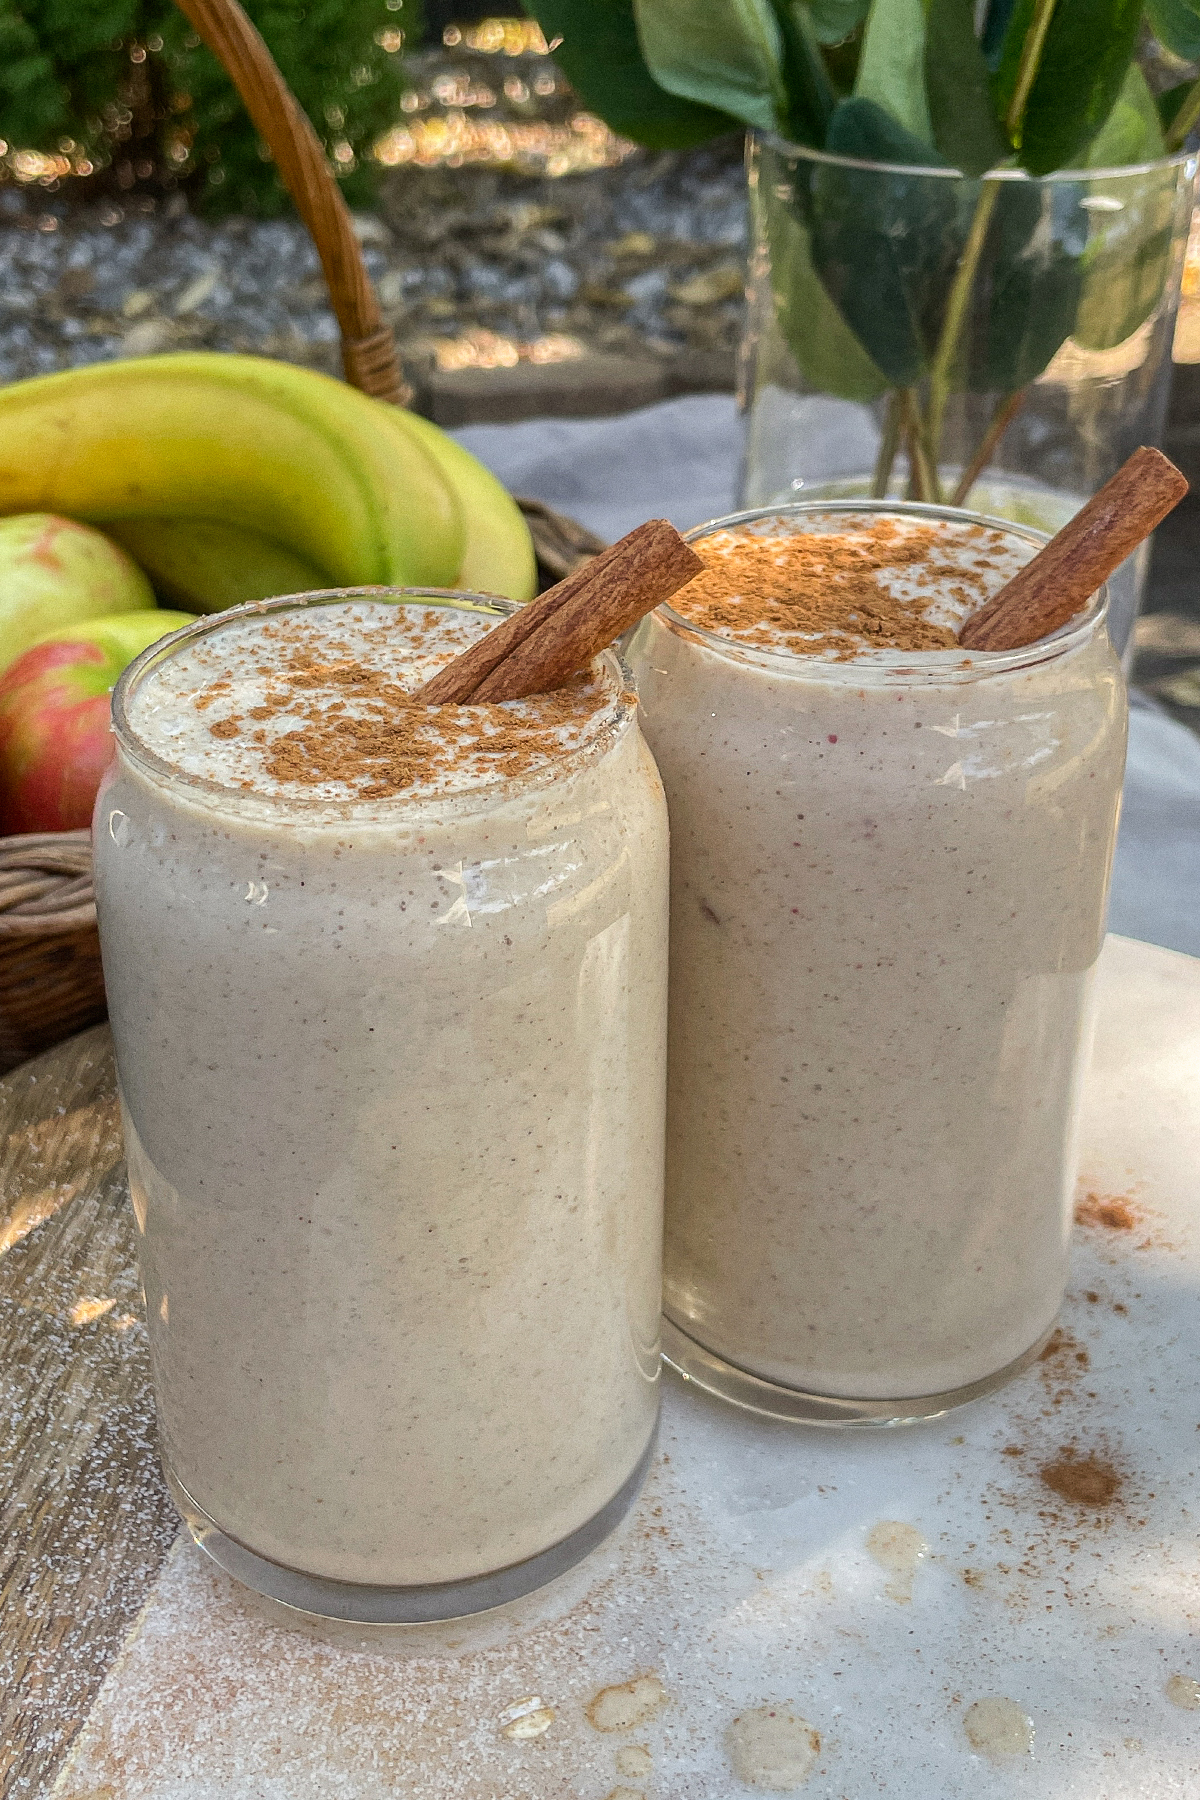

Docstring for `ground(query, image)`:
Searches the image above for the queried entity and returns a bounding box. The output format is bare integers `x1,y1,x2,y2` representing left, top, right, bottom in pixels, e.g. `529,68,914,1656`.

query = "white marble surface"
53,935,1200,1799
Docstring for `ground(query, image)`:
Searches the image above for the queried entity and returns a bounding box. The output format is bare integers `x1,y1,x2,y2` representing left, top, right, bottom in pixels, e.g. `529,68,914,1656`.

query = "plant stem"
871,391,904,498
1165,79,1200,153
901,388,937,502
1004,0,1059,148
916,0,1052,518
925,179,1000,473
950,387,1028,506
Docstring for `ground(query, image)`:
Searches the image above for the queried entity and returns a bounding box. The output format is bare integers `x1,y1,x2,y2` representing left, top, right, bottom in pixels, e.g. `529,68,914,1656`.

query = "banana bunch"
0,353,537,609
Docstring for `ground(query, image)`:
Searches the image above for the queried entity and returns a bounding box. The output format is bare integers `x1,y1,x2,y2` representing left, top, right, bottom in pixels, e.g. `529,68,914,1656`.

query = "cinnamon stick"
959,446,1188,652
418,518,703,704
418,532,631,705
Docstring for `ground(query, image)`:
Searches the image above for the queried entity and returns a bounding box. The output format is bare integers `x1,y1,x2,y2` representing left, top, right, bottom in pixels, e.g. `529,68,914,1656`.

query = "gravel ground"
0,69,747,396
378,140,747,382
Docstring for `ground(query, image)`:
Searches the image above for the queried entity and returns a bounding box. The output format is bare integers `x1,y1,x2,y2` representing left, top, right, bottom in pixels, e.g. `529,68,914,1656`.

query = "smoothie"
95,594,668,1611
629,506,1126,1418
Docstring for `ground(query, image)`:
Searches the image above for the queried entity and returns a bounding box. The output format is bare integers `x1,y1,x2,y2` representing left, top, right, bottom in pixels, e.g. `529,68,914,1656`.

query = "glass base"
661,1316,1056,1427
166,1426,658,1625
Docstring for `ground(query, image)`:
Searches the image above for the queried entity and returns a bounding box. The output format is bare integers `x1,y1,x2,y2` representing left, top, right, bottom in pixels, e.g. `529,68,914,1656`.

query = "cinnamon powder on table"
1038,1448,1124,1508
1075,1191,1139,1231
671,517,1015,655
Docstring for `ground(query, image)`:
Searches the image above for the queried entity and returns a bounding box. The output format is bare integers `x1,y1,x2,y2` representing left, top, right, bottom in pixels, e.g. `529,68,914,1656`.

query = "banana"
106,413,538,612
0,354,464,590
382,409,537,603
103,517,328,613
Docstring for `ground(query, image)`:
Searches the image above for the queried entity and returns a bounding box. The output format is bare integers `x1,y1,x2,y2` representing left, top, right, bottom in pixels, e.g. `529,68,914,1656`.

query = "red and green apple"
0,610,195,833
0,514,156,676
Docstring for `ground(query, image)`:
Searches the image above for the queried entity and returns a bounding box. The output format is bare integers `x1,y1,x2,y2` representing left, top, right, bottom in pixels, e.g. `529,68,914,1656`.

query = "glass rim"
755,127,1198,185
659,499,1108,683
110,586,638,821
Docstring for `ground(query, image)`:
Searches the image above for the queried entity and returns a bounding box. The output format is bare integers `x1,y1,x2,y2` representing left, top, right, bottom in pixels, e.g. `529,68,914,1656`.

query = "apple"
0,610,195,833
0,514,156,677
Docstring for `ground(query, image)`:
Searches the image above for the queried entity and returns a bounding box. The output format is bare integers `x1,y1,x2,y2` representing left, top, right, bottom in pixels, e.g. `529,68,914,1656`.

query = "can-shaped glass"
628,503,1126,1425
95,590,668,1621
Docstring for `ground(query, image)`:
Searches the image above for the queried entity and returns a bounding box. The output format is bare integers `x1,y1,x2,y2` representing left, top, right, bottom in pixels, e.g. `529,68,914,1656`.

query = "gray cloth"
454,396,1200,959
456,392,746,544
1110,692,1200,955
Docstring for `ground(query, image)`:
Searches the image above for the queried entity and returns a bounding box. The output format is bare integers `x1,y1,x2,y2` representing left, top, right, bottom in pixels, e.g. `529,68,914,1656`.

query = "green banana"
101,410,538,613
0,354,464,590
383,409,538,603
103,517,328,613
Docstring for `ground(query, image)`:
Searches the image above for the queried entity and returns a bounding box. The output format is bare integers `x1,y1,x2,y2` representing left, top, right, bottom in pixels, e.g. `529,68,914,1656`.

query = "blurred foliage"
0,0,419,213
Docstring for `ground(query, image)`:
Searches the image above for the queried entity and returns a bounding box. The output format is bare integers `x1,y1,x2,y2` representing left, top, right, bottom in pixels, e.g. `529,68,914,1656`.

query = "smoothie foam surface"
672,514,1033,658
125,600,621,805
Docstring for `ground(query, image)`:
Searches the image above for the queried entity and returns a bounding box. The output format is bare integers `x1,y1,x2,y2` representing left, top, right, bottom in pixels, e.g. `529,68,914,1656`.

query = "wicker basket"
0,0,604,1075
0,833,106,1070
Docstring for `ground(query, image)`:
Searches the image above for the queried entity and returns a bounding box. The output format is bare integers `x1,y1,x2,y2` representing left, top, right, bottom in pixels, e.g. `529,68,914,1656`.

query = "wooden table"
0,1028,178,1798
3,936,1199,1798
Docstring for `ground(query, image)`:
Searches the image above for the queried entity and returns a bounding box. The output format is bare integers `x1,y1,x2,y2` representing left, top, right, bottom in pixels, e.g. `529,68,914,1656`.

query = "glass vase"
739,134,1199,658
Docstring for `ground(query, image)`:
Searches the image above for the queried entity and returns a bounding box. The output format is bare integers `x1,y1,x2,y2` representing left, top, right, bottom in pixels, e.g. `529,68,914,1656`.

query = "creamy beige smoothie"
629,506,1126,1417
94,594,668,1612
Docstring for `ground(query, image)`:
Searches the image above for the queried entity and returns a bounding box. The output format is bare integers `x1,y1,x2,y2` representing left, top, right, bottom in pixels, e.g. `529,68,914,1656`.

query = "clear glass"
739,134,1199,660
628,504,1127,1425
94,590,669,1622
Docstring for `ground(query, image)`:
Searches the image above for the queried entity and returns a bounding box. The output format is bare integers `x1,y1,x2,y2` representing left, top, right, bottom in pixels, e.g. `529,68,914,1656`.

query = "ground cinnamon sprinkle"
671,517,1013,655
192,679,230,713
194,627,607,800
1075,1192,1138,1231
1038,1448,1123,1508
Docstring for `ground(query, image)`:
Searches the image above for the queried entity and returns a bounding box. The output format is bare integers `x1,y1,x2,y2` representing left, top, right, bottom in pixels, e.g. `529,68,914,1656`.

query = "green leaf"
980,0,1019,68
824,92,948,163
524,1,740,147
992,0,1145,175
820,27,867,92
1158,79,1198,135
764,0,836,143
966,183,1086,388
1073,159,1182,350
1145,0,1200,63
925,0,1006,176
807,99,956,385
632,0,785,134
1083,62,1166,167
852,0,934,145
757,172,890,398
803,0,872,44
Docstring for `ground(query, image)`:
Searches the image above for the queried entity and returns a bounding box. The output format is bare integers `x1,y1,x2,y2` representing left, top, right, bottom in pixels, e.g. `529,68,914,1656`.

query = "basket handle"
173,0,406,403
